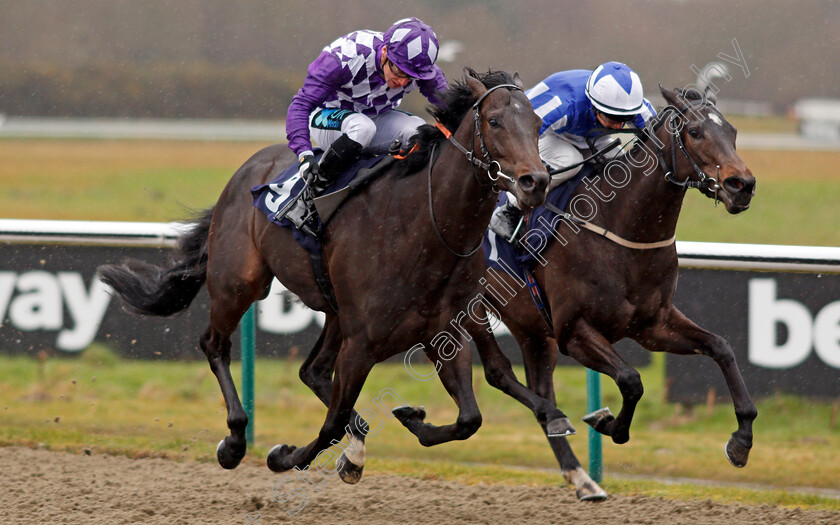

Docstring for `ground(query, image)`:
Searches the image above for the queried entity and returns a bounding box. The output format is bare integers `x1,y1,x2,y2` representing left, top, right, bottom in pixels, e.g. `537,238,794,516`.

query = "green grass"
0,138,270,221
1,352,838,510
725,114,798,134
1,138,838,246
676,149,840,246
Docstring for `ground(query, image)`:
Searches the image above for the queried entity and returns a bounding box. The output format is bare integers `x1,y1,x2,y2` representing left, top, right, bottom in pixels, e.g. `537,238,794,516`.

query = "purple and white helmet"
382,17,439,80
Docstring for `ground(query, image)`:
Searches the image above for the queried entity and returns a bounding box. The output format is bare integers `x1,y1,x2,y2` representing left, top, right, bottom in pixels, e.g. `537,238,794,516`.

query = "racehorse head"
431,69,549,209
658,86,756,214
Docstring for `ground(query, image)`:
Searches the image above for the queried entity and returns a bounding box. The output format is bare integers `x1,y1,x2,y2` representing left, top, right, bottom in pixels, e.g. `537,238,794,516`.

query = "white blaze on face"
708,112,724,127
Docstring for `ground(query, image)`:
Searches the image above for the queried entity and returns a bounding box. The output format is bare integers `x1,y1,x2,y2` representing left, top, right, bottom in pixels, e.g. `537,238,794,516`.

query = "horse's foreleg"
519,334,607,501
393,339,482,446
469,322,575,437
637,306,757,468
564,319,643,445
268,339,375,473
298,314,370,483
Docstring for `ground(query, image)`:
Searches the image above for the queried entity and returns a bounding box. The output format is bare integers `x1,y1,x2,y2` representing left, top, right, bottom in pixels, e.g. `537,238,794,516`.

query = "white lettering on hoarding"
257,279,325,334
748,278,840,369
0,271,112,352
56,273,112,351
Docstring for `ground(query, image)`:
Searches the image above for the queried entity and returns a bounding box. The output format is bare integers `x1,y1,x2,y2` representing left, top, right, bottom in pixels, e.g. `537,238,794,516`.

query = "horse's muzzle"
720,174,756,213
516,171,549,207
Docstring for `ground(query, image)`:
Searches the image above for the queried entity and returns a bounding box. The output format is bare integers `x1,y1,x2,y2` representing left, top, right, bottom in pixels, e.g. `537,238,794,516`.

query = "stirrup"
278,192,320,238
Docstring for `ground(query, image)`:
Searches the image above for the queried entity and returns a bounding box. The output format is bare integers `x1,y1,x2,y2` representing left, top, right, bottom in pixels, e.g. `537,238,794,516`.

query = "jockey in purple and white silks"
490,62,657,241
280,18,447,227
277,17,447,234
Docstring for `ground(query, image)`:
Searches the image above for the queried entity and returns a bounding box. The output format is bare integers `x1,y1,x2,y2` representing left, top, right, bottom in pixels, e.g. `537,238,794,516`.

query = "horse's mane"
394,68,518,175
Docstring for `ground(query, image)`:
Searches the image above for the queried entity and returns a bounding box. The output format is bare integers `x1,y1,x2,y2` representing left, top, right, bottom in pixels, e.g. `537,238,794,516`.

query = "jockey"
280,17,448,231
490,61,657,241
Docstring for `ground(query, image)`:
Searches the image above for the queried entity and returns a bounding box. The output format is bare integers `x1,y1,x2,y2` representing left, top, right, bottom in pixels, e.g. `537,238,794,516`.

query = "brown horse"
97,69,567,476
467,86,758,500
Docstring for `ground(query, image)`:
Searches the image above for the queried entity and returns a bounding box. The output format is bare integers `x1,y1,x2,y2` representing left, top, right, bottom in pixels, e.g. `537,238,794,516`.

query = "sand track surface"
1,446,836,524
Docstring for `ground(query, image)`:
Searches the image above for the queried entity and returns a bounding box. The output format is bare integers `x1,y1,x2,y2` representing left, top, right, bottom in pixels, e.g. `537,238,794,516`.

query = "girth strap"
309,249,338,314
520,211,554,332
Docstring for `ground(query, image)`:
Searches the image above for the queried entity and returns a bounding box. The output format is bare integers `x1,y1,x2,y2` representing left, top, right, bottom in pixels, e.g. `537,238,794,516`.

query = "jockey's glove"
298,151,319,181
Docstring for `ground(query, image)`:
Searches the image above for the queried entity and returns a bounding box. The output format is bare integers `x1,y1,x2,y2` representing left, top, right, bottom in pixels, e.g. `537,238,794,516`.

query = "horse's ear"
659,84,681,107
464,67,487,99
704,87,718,106
513,72,525,89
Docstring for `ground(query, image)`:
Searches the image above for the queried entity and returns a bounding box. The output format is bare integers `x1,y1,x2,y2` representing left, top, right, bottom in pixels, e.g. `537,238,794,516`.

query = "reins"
426,142,483,257
428,82,523,258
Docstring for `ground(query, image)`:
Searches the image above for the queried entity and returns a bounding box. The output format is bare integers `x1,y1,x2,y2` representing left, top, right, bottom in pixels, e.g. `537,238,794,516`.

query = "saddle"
250,146,405,314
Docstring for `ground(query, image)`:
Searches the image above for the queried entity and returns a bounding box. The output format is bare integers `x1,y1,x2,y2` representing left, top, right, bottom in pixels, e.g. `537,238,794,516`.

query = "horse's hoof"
266,444,297,473
392,405,426,423
724,434,751,468
337,452,365,484
578,486,609,502
216,437,246,470
582,407,615,437
564,467,608,502
546,417,576,437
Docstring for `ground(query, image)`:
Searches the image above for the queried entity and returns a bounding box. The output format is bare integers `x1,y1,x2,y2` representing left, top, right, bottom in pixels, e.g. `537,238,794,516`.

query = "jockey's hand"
298,152,319,181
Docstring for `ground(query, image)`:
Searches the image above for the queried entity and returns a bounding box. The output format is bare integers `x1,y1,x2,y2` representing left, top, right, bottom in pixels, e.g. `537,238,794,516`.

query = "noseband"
434,83,522,189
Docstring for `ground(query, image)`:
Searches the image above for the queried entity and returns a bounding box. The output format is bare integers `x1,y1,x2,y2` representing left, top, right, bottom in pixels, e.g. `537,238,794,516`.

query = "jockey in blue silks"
490,61,657,240
279,17,448,230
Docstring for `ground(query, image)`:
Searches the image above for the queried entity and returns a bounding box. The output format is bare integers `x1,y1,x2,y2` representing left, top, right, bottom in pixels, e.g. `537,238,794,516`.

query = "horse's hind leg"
637,305,757,468
298,313,371,484
392,336,483,446
469,320,575,437
203,235,272,469
518,333,606,501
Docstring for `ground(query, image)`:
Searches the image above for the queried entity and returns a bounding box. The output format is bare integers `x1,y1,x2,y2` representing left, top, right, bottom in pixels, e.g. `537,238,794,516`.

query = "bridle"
434,83,522,190
647,99,722,205
429,82,524,257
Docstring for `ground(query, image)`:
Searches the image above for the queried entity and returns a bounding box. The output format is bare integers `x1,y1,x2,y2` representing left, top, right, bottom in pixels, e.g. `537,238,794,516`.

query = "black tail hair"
96,207,214,317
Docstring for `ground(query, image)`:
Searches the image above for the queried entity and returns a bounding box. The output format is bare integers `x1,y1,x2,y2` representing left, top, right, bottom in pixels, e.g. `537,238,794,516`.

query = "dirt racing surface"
1,446,837,524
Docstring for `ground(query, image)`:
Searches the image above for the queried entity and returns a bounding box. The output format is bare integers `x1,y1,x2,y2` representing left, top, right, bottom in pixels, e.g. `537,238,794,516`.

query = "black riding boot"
310,134,364,197
284,134,364,238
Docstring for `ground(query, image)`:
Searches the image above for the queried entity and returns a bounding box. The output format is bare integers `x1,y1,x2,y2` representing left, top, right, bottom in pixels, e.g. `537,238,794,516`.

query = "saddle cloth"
251,153,382,255
482,165,591,277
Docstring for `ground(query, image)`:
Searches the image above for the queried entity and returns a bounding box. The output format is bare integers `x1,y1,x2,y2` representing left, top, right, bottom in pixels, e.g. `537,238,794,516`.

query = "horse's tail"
96,207,214,317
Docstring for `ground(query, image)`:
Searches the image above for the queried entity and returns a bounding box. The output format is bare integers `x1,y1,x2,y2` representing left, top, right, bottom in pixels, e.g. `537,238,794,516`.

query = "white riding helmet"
585,61,645,117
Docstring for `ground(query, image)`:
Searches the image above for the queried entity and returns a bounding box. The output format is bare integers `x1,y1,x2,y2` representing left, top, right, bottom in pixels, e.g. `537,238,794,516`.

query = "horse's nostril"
519,175,535,191
724,176,754,194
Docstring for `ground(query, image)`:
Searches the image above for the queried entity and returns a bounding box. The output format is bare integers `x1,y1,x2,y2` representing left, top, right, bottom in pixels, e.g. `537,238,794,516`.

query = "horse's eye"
488,118,500,128
688,128,702,139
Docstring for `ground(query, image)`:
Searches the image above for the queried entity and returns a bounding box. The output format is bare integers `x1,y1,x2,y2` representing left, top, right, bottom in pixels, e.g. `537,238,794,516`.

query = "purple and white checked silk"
286,29,447,157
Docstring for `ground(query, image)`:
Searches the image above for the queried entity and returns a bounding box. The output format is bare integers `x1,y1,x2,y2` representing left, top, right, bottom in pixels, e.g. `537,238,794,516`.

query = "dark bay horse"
98,69,564,476
468,86,758,500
